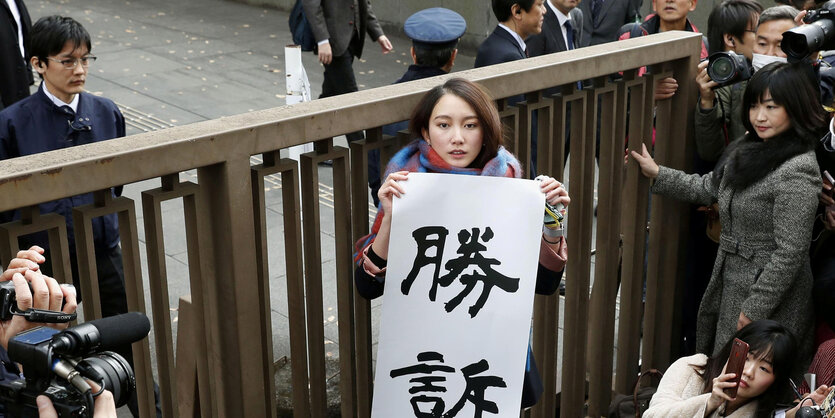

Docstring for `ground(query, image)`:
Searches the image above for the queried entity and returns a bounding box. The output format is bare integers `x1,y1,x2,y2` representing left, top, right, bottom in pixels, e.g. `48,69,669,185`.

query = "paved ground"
25,0,603,412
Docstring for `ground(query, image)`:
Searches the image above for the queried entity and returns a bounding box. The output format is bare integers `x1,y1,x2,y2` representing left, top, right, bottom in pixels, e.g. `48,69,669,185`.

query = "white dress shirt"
547,0,573,50
4,0,24,58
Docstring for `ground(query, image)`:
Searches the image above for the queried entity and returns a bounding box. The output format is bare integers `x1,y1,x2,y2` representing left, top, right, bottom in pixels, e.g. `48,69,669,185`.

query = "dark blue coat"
0,87,125,251
474,26,526,68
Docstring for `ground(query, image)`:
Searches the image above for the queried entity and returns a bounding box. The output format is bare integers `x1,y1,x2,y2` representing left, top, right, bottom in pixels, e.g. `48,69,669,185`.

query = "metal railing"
0,31,701,417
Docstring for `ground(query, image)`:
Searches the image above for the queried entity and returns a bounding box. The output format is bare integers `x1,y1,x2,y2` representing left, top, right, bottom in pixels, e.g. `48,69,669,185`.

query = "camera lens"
711,57,733,80
81,351,135,407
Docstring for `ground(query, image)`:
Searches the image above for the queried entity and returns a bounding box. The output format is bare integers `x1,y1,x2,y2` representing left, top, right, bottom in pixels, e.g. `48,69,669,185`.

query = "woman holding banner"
353,77,570,409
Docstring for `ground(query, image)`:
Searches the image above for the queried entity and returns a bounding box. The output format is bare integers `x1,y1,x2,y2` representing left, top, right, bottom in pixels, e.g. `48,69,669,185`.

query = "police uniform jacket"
0,86,125,251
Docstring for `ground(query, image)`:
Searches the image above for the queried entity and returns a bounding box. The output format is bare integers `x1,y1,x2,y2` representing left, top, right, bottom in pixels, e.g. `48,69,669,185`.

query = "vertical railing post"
586,79,627,417
560,86,595,416
616,73,653,394
196,152,269,417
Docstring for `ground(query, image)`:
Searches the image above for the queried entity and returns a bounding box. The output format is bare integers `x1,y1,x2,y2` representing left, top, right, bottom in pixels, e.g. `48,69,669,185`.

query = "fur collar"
713,132,816,190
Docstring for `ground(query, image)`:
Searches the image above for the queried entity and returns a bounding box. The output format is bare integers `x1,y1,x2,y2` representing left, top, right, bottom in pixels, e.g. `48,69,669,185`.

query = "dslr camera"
0,312,150,417
707,51,753,87
782,0,835,62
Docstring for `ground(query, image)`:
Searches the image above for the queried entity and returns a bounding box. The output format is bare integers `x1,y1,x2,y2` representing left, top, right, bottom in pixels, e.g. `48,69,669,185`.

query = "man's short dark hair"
413,43,457,68
28,16,91,65
492,0,537,22
707,0,764,55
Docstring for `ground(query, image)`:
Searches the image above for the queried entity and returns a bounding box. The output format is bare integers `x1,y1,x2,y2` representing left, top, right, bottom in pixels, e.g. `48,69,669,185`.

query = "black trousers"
320,43,364,142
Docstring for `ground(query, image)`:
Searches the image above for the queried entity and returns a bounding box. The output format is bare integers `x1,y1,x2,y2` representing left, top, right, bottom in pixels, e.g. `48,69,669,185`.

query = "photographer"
0,247,77,417
695,0,762,163
0,246,76,351
696,5,799,162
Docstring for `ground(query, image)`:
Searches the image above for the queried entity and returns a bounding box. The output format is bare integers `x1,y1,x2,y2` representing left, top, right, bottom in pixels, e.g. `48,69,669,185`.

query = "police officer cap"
404,8,466,49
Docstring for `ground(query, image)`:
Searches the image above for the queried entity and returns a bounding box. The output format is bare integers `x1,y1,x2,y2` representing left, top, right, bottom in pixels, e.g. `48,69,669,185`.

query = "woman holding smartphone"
631,62,825,364
645,320,830,417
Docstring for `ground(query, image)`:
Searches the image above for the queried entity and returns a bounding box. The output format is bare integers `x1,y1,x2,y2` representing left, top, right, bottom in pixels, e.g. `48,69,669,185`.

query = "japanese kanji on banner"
371,172,545,418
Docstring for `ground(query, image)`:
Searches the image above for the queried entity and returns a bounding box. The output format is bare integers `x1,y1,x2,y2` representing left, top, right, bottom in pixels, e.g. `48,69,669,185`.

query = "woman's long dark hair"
696,320,798,417
409,78,503,169
713,61,827,190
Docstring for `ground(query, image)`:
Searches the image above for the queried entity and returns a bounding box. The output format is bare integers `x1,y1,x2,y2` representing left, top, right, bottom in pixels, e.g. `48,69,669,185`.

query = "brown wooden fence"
0,31,701,417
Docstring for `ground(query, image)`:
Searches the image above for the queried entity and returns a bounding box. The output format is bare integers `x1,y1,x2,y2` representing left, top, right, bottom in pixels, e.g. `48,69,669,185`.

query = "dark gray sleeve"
651,165,718,206
693,87,731,163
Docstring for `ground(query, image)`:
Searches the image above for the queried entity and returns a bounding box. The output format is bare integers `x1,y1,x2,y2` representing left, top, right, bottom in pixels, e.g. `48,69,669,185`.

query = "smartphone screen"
724,338,750,398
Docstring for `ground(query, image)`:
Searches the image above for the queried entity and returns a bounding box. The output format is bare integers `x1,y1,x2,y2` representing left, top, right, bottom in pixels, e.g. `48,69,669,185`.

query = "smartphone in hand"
825,170,834,198
725,338,750,398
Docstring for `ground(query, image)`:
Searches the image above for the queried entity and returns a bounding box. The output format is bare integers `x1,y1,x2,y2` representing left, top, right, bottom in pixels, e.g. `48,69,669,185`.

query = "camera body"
0,325,136,418
707,51,753,88
0,281,76,323
0,280,19,321
782,1,835,62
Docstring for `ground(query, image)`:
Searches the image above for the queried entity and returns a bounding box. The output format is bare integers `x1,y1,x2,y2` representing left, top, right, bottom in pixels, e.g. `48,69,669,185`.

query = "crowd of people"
2,0,835,415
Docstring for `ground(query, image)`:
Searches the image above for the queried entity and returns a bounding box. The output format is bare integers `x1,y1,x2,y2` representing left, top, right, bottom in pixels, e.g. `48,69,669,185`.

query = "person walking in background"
0,0,33,110
578,0,641,46
302,0,392,143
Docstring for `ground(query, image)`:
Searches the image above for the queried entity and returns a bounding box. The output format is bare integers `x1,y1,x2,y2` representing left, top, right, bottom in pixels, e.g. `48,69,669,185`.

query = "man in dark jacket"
475,0,546,68
0,16,163,417
0,0,33,110
0,16,127,322
526,0,584,57
302,0,391,143
578,0,641,47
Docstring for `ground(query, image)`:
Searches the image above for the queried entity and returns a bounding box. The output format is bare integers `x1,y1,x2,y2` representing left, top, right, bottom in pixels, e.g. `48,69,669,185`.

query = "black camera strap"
9,306,76,323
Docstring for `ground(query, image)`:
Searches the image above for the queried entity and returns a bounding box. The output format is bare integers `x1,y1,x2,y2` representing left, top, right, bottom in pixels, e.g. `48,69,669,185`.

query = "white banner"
371,173,545,418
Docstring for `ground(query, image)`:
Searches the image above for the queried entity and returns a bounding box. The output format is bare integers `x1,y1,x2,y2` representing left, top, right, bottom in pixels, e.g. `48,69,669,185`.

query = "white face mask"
752,53,788,72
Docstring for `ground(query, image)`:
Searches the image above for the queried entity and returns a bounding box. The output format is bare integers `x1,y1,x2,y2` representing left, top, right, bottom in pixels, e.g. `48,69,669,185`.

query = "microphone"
50,312,150,356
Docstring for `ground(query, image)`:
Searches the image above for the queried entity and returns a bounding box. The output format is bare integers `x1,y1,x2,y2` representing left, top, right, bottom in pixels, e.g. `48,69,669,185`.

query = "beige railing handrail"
0,30,702,418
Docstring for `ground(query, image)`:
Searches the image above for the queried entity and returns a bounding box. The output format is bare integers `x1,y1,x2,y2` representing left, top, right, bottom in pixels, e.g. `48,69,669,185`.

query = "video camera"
0,312,151,417
782,0,835,62
0,280,76,323
706,51,753,88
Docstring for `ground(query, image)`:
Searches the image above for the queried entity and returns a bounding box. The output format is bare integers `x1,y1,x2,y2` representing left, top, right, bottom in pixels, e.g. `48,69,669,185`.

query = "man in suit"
302,0,392,142
0,0,33,110
526,0,583,56
578,0,641,47
475,0,547,68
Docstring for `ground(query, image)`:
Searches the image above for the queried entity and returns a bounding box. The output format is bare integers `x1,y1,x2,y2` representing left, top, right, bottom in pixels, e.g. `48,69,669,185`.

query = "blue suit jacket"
474,26,526,68
0,87,125,251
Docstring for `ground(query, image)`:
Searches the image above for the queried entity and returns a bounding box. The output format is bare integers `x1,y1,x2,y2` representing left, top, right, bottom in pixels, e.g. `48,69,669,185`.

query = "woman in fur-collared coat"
631,62,826,362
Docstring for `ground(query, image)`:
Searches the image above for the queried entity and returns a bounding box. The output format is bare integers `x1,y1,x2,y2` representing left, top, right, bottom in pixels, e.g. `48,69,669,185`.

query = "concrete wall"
234,0,779,53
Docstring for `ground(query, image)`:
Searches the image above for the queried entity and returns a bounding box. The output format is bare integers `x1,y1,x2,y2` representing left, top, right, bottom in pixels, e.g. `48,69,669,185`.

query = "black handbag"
607,368,663,418
288,0,315,51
